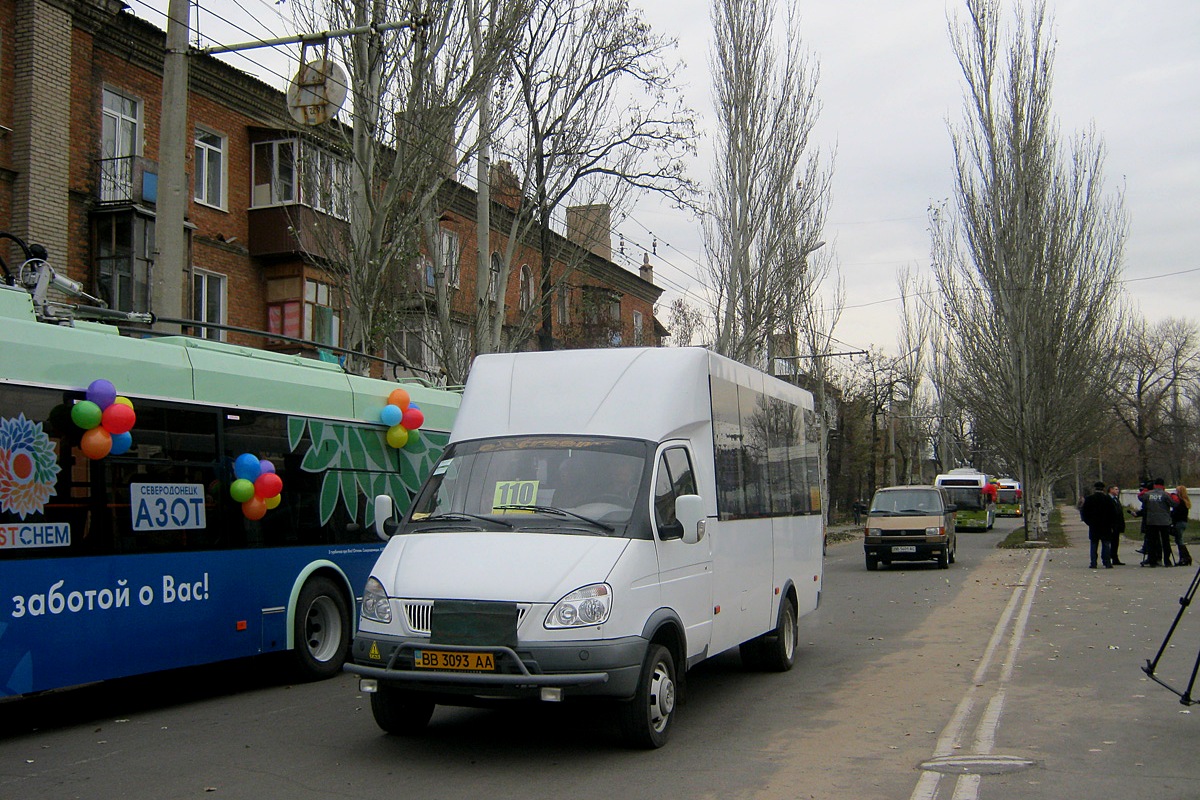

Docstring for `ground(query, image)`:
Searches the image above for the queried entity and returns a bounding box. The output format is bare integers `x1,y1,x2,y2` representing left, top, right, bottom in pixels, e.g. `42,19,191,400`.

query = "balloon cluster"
71,379,136,460
229,453,283,520
379,387,424,448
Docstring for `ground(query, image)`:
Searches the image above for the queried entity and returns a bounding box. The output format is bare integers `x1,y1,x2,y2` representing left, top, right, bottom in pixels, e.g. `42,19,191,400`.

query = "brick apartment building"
0,0,665,383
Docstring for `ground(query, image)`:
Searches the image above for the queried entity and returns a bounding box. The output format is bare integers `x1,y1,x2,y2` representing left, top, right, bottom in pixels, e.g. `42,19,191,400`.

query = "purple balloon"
86,379,117,409
259,459,276,475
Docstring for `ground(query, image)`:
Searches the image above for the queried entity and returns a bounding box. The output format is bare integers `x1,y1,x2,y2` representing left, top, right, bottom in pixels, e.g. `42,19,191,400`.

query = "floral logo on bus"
0,414,61,519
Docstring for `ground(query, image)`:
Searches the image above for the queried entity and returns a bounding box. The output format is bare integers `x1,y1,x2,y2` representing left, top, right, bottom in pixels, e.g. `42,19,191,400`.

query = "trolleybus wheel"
293,576,350,680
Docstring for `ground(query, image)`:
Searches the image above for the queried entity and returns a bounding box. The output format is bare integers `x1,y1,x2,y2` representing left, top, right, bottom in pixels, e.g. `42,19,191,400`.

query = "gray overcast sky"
134,0,1200,356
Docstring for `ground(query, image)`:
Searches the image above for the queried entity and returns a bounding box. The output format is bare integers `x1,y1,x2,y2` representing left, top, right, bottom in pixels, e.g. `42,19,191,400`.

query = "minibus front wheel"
372,687,436,735
618,644,676,749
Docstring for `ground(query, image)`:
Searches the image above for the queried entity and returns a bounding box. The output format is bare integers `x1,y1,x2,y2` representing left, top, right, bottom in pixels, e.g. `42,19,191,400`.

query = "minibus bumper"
345,634,646,700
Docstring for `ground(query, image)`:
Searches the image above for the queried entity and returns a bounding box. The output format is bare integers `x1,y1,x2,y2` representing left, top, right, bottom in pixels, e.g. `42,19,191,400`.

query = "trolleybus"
934,468,996,531
0,250,459,697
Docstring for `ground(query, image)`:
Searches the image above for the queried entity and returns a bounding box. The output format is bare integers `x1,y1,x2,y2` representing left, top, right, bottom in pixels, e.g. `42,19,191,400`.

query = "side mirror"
373,495,399,541
675,494,706,544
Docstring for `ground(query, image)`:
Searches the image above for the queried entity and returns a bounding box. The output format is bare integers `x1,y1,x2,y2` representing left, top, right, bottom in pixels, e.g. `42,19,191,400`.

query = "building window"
252,140,296,206
633,310,644,345
439,229,461,288
304,278,340,347
489,252,502,302
252,138,350,220
100,88,140,202
518,264,534,311
194,129,226,208
557,283,570,325
299,147,351,219
94,211,153,313
582,286,622,346
192,269,226,341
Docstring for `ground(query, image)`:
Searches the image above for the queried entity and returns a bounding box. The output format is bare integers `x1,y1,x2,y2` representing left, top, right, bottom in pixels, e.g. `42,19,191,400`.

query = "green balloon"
230,478,255,503
71,400,103,430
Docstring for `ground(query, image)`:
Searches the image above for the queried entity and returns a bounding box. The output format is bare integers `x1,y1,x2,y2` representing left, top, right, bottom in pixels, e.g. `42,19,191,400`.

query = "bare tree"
486,0,696,354
1112,315,1199,479
286,0,526,382
892,266,936,484
705,0,831,369
932,0,1128,539
665,297,707,347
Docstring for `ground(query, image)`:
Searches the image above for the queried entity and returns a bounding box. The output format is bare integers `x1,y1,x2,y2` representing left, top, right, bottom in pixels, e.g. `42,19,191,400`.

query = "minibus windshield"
407,435,652,536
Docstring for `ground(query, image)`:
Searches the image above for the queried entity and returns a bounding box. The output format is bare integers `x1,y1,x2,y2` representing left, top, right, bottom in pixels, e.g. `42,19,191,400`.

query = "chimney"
640,252,655,285
566,204,611,261
489,161,521,210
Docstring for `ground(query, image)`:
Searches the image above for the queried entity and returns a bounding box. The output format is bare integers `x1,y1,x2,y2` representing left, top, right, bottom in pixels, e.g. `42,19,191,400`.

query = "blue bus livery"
0,257,460,697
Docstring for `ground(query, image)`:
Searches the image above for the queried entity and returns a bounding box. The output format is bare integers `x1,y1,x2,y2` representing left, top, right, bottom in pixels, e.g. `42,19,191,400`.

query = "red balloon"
401,406,424,430
81,427,112,459
254,472,283,499
101,402,136,435
242,497,267,520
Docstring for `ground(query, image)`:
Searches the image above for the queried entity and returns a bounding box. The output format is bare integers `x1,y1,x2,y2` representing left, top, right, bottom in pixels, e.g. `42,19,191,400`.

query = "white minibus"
346,347,825,747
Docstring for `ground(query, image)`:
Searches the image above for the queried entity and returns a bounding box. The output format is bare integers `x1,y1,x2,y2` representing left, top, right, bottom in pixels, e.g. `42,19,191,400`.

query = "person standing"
1107,484,1126,565
1138,478,1178,567
1080,481,1119,568
1171,485,1193,567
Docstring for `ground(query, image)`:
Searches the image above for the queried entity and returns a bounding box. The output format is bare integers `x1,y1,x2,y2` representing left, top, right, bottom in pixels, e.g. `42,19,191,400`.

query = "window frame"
192,268,227,342
193,127,227,209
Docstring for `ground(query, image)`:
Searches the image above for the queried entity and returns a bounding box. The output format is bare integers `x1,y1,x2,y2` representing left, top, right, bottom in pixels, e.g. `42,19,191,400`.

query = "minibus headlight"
868,528,883,537
545,583,612,629
926,526,945,537
361,577,392,624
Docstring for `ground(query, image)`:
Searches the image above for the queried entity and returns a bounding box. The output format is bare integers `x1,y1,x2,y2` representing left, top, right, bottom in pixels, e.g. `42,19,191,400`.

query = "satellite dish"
286,59,349,126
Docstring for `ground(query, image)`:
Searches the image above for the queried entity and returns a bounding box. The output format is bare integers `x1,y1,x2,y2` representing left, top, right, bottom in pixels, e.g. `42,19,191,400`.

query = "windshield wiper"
492,504,615,533
413,512,514,530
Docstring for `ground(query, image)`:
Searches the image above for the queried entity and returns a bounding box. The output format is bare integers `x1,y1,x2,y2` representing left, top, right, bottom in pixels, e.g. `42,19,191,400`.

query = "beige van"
863,485,957,570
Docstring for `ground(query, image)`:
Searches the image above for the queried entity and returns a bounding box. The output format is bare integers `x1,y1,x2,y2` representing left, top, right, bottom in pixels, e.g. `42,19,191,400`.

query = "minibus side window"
654,447,697,539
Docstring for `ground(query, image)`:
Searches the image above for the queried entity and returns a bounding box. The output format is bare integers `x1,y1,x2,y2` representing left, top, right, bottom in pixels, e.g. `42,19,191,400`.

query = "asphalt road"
1,513,1198,800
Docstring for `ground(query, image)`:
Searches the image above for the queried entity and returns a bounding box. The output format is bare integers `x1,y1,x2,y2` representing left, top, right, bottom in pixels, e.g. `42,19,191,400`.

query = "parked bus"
995,478,1022,517
348,347,825,748
934,469,995,531
0,269,459,697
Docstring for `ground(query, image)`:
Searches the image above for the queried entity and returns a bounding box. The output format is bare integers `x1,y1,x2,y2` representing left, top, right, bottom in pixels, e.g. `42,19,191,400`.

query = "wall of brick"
11,0,72,266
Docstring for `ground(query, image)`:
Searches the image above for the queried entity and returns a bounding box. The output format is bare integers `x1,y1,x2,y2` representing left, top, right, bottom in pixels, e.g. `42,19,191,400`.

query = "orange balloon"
387,387,410,409
81,427,113,459
242,497,268,520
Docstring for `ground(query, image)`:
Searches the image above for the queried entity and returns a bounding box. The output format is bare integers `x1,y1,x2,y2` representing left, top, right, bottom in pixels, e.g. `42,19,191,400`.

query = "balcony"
96,156,159,207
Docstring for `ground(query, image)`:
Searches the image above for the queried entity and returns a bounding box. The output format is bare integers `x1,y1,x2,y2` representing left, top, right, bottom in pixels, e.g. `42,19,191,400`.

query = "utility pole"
155,0,191,333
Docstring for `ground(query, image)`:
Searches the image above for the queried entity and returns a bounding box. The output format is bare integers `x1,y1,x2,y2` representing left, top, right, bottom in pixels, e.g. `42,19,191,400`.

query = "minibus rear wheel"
618,644,676,749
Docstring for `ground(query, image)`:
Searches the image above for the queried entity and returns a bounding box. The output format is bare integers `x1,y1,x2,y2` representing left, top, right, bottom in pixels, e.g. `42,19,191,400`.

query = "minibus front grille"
402,600,531,635
881,529,927,537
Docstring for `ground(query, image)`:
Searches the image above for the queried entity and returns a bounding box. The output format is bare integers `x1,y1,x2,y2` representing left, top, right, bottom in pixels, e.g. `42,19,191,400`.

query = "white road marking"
909,548,1049,800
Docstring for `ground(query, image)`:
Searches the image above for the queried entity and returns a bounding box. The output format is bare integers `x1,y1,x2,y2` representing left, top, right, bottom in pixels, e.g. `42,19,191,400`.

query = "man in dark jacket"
1138,478,1178,567
1107,484,1127,565
1081,481,1120,568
